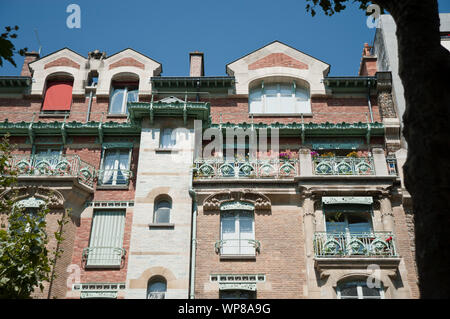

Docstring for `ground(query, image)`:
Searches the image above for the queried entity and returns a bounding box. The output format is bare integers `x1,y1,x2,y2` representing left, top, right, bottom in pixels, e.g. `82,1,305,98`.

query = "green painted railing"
8,154,96,188
314,231,397,257
194,159,298,179
313,156,375,175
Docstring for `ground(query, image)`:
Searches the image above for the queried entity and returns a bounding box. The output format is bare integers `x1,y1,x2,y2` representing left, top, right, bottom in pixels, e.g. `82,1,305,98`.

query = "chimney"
189,51,204,77
358,43,377,76
20,51,40,77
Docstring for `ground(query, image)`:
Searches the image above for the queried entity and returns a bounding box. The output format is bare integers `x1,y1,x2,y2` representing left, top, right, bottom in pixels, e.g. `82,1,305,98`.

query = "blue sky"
1,0,450,77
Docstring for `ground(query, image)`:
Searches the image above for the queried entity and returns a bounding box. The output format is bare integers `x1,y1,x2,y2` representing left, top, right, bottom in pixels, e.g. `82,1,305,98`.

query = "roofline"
28,47,87,65
225,40,331,72
105,48,162,67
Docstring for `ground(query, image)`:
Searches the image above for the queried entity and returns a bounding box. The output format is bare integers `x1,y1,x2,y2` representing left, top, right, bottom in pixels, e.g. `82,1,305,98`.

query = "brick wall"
195,202,307,299
248,53,308,70
208,97,380,124
44,57,80,70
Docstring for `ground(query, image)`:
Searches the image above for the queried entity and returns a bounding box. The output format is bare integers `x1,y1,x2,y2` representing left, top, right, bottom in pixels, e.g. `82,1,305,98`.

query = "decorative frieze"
203,190,271,213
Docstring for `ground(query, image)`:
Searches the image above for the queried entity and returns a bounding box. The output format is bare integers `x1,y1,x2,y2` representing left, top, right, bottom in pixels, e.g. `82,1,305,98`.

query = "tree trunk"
379,0,450,298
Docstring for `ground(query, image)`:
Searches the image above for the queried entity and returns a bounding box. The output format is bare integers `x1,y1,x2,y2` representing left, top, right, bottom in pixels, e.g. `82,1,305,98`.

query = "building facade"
0,40,419,299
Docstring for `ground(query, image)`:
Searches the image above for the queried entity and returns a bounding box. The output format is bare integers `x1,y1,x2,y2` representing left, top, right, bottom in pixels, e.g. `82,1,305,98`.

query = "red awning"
42,81,73,111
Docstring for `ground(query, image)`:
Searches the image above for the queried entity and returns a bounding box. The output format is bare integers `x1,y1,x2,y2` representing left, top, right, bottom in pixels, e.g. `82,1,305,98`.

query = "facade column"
299,147,313,177
303,195,316,258
372,147,389,176
379,194,395,232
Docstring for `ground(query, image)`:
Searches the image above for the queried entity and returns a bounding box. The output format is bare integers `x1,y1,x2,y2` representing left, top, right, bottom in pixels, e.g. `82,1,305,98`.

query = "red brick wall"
195,201,307,299
109,58,144,70
44,57,80,70
208,97,380,124
249,53,308,70
68,208,133,293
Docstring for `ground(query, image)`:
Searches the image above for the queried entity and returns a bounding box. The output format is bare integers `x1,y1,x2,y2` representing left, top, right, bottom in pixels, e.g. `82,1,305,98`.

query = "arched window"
249,79,310,115
109,74,139,114
337,280,384,299
154,197,172,224
42,73,74,114
147,276,167,299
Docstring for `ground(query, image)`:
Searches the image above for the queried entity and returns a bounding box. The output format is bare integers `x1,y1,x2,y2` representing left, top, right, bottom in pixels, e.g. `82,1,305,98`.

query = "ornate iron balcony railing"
313,156,375,175
8,154,96,187
194,159,298,179
314,232,397,257
215,239,261,256
97,169,132,186
147,292,165,299
82,247,126,268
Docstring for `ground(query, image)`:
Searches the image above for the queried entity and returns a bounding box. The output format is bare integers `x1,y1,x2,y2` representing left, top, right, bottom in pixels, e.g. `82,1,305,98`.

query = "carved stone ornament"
219,283,257,291
1,186,64,209
203,190,271,213
322,196,373,205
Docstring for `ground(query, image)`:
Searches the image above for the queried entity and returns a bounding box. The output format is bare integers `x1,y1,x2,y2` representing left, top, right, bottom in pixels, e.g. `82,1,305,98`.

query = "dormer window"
249,80,310,115
109,80,139,114
42,76,74,114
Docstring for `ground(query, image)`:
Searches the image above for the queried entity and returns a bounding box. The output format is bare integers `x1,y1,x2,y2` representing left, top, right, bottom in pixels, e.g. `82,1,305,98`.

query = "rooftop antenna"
34,28,42,55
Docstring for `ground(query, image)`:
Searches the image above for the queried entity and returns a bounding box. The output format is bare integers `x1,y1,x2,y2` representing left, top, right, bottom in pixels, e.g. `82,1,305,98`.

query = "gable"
44,57,81,70
248,53,308,70
109,57,145,70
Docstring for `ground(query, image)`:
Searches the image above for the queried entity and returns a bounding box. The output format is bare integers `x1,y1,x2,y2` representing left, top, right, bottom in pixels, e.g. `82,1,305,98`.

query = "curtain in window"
42,81,73,111
127,90,139,103
160,129,176,148
102,151,116,185
117,150,130,185
279,84,294,113
265,84,279,113
249,89,262,113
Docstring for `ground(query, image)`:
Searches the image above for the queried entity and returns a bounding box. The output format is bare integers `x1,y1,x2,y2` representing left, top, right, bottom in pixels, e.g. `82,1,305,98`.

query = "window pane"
239,213,253,233
155,207,170,223
362,285,381,297
222,217,236,234
340,284,358,297
160,129,176,148
348,214,372,233
249,89,262,113
149,281,166,292
110,88,125,114
279,84,292,97
127,89,139,103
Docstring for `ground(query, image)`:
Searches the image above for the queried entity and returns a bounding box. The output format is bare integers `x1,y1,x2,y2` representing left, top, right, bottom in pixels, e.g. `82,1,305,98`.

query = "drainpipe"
86,90,93,122
367,80,374,123
188,168,197,299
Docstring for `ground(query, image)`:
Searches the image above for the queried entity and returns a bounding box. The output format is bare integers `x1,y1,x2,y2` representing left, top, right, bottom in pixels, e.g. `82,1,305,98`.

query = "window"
99,148,131,186
34,147,61,166
85,210,126,268
42,80,74,113
220,210,255,256
109,82,138,114
325,205,373,234
147,277,167,299
220,290,256,299
337,281,384,299
160,128,176,149
249,81,310,114
154,199,171,224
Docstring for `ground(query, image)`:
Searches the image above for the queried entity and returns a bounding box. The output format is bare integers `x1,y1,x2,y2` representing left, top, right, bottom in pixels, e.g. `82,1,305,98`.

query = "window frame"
336,280,385,299
323,204,374,235
147,276,167,299
249,80,311,115
108,83,139,115
153,199,172,224
220,210,255,257
98,147,132,187
159,128,177,149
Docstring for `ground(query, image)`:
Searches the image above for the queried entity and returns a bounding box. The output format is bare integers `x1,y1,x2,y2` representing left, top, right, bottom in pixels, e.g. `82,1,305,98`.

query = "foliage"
0,136,68,299
320,151,335,157
0,26,28,68
305,0,376,17
346,151,359,157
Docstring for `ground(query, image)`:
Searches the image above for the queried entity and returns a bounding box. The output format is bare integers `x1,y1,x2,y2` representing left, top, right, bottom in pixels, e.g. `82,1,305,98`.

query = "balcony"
147,292,165,299
313,156,375,176
194,159,298,179
215,239,261,258
314,231,397,257
82,247,126,268
9,154,96,188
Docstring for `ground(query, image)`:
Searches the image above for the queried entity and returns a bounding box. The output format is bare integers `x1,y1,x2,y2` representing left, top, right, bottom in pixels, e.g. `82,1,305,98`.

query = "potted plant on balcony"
346,151,359,158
